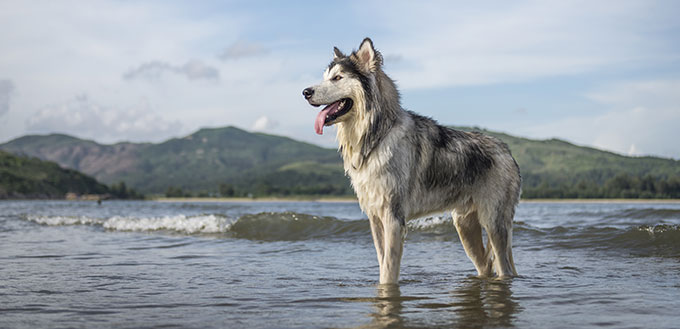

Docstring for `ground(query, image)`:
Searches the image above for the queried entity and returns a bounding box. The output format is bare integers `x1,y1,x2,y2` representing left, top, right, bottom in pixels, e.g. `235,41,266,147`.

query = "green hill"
0,150,111,199
114,127,350,196
459,127,680,198
2,126,679,198
1,127,350,196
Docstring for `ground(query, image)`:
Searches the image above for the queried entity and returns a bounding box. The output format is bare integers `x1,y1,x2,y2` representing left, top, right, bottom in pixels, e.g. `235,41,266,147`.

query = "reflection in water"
370,284,404,328
451,278,520,328
351,284,405,329
355,278,519,329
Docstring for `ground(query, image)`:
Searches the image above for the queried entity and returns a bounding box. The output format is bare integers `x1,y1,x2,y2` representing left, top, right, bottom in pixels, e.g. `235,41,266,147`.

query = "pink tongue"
314,102,339,135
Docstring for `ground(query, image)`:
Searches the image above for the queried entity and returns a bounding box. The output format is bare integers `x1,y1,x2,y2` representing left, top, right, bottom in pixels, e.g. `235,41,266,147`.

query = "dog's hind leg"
379,215,406,284
485,204,517,277
486,225,515,277
453,210,493,277
508,241,517,275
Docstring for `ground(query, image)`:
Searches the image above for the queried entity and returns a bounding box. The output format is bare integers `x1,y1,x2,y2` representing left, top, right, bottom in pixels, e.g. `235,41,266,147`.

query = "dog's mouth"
314,98,353,135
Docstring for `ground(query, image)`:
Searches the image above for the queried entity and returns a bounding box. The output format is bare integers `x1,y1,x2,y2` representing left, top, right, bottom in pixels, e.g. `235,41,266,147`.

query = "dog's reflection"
451,278,519,328
358,278,519,328
368,284,404,328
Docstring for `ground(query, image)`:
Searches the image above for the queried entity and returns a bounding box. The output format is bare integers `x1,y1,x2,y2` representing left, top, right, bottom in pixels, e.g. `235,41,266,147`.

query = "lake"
1,200,679,328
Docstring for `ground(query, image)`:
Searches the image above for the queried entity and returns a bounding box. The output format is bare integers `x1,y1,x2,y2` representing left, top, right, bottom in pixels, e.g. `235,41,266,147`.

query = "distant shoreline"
150,197,680,204
520,198,680,204
2,197,678,204
152,196,360,203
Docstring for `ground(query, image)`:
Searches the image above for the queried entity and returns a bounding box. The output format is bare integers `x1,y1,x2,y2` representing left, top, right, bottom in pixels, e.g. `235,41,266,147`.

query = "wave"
615,224,680,257
21,212,680,257
228,212,368,241
517,222,680,258
24,212,456,241
605,208,680,220
567,208,680,221
26,214,232,234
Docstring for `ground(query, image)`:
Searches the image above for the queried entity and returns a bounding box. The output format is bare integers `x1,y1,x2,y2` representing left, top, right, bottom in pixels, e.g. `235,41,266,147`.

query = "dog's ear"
351,37,382,72
333,47,345,59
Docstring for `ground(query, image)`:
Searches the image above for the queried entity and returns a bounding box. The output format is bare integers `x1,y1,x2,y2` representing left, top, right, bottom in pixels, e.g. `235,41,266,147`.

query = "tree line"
162,174,680,199
165,181,353,198
522,174,680,199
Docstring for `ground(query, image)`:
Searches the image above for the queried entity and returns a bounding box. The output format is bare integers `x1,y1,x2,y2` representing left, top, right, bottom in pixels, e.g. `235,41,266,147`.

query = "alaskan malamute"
303,38,521,284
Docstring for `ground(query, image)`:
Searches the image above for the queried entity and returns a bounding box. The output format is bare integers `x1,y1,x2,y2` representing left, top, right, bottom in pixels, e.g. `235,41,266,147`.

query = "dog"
303,38,521,284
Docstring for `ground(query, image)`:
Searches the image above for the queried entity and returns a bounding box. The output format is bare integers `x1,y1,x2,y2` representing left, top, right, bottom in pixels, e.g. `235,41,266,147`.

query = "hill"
459,127,680,198
1,127,350,196
2,126,679,198
0,150,111,199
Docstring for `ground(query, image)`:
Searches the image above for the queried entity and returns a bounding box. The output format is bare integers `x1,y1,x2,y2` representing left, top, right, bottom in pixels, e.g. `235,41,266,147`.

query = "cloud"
251,115,278,131
589,106,679,158
586,80,680,109
525,79,680,159
1,0,678,158
123,59,219,81
382,54,404,64
0,79,15,117
358,1,680,89
218,40,268,60
26,94,183,143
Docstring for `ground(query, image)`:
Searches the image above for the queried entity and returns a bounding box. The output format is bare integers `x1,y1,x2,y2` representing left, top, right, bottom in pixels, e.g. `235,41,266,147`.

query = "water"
1,200,680,329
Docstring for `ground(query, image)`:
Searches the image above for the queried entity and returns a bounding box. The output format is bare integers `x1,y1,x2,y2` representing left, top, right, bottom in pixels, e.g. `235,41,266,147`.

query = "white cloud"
251,115,278,131
524,80,680,159
0,0,678,159
356,1,680,89
0,79,14,117
0,1,243,143
219,40,268,60
26,95,183,143
590,107,679,158
124,59,219,81
586,80,680,109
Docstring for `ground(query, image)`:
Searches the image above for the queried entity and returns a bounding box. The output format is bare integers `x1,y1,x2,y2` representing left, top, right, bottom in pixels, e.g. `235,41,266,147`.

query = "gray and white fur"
303,38,521,284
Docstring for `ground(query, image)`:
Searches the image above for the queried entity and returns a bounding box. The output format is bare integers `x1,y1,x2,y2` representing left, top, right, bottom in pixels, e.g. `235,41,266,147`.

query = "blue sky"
1,0,679,158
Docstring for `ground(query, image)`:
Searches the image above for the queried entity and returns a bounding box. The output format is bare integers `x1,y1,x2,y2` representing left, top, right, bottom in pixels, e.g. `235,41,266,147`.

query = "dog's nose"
302,88,314,99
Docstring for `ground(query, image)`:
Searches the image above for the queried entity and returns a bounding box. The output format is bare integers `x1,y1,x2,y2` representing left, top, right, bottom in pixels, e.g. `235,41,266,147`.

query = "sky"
1,0,679,159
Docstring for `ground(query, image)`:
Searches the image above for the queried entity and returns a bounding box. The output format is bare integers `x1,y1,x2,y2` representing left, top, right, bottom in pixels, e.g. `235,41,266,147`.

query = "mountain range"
0,150,110,199
1,127,349,196
2,126,679,198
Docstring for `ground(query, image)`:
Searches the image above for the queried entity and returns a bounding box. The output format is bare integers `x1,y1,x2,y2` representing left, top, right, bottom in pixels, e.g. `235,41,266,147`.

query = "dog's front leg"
368,216,385,270
379,215,405,284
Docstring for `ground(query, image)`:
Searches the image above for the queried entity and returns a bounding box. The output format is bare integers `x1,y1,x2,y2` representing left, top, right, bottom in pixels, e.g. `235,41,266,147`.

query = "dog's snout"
302,87,314,99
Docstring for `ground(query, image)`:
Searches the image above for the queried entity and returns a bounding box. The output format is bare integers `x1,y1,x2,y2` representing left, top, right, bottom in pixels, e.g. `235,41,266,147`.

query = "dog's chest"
344,149,395,218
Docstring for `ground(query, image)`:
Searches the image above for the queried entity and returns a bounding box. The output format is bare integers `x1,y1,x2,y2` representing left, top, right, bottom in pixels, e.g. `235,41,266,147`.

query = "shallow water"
1,200,680,328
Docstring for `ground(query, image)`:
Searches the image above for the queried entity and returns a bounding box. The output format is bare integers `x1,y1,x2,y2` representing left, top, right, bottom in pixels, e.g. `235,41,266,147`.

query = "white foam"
407,215,452,231
25,214,233,234
26,215,103,226
102,215,231,234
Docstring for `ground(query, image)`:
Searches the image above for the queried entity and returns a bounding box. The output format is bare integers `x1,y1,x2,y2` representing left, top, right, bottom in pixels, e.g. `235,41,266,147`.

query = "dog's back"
347,110,520,222
304,38,520,283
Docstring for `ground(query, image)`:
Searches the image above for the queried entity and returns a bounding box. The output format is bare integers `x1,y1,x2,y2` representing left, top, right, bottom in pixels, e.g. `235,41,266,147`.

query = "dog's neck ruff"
336,95,370,170
336,99,402,171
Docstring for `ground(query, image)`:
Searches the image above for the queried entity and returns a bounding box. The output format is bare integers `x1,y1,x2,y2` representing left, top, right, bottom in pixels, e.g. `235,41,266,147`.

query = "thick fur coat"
303,38,521,284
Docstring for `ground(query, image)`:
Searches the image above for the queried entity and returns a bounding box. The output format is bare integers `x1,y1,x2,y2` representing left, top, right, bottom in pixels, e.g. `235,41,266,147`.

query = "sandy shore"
520,198,680,204
151,197,679,204
152,196,359,203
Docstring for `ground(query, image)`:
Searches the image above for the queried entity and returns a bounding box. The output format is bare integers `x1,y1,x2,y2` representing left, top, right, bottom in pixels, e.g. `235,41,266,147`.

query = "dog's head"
303,38,383,135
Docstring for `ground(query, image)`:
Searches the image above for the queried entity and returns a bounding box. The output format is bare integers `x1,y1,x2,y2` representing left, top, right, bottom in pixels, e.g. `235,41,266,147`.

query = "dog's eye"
332,75,343,81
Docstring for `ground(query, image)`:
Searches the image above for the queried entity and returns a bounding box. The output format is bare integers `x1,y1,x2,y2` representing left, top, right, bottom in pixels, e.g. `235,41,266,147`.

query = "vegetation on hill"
463,128,680,198
1,127,351,197
130,127,350,196
0,150,143,199
2,126,679,199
